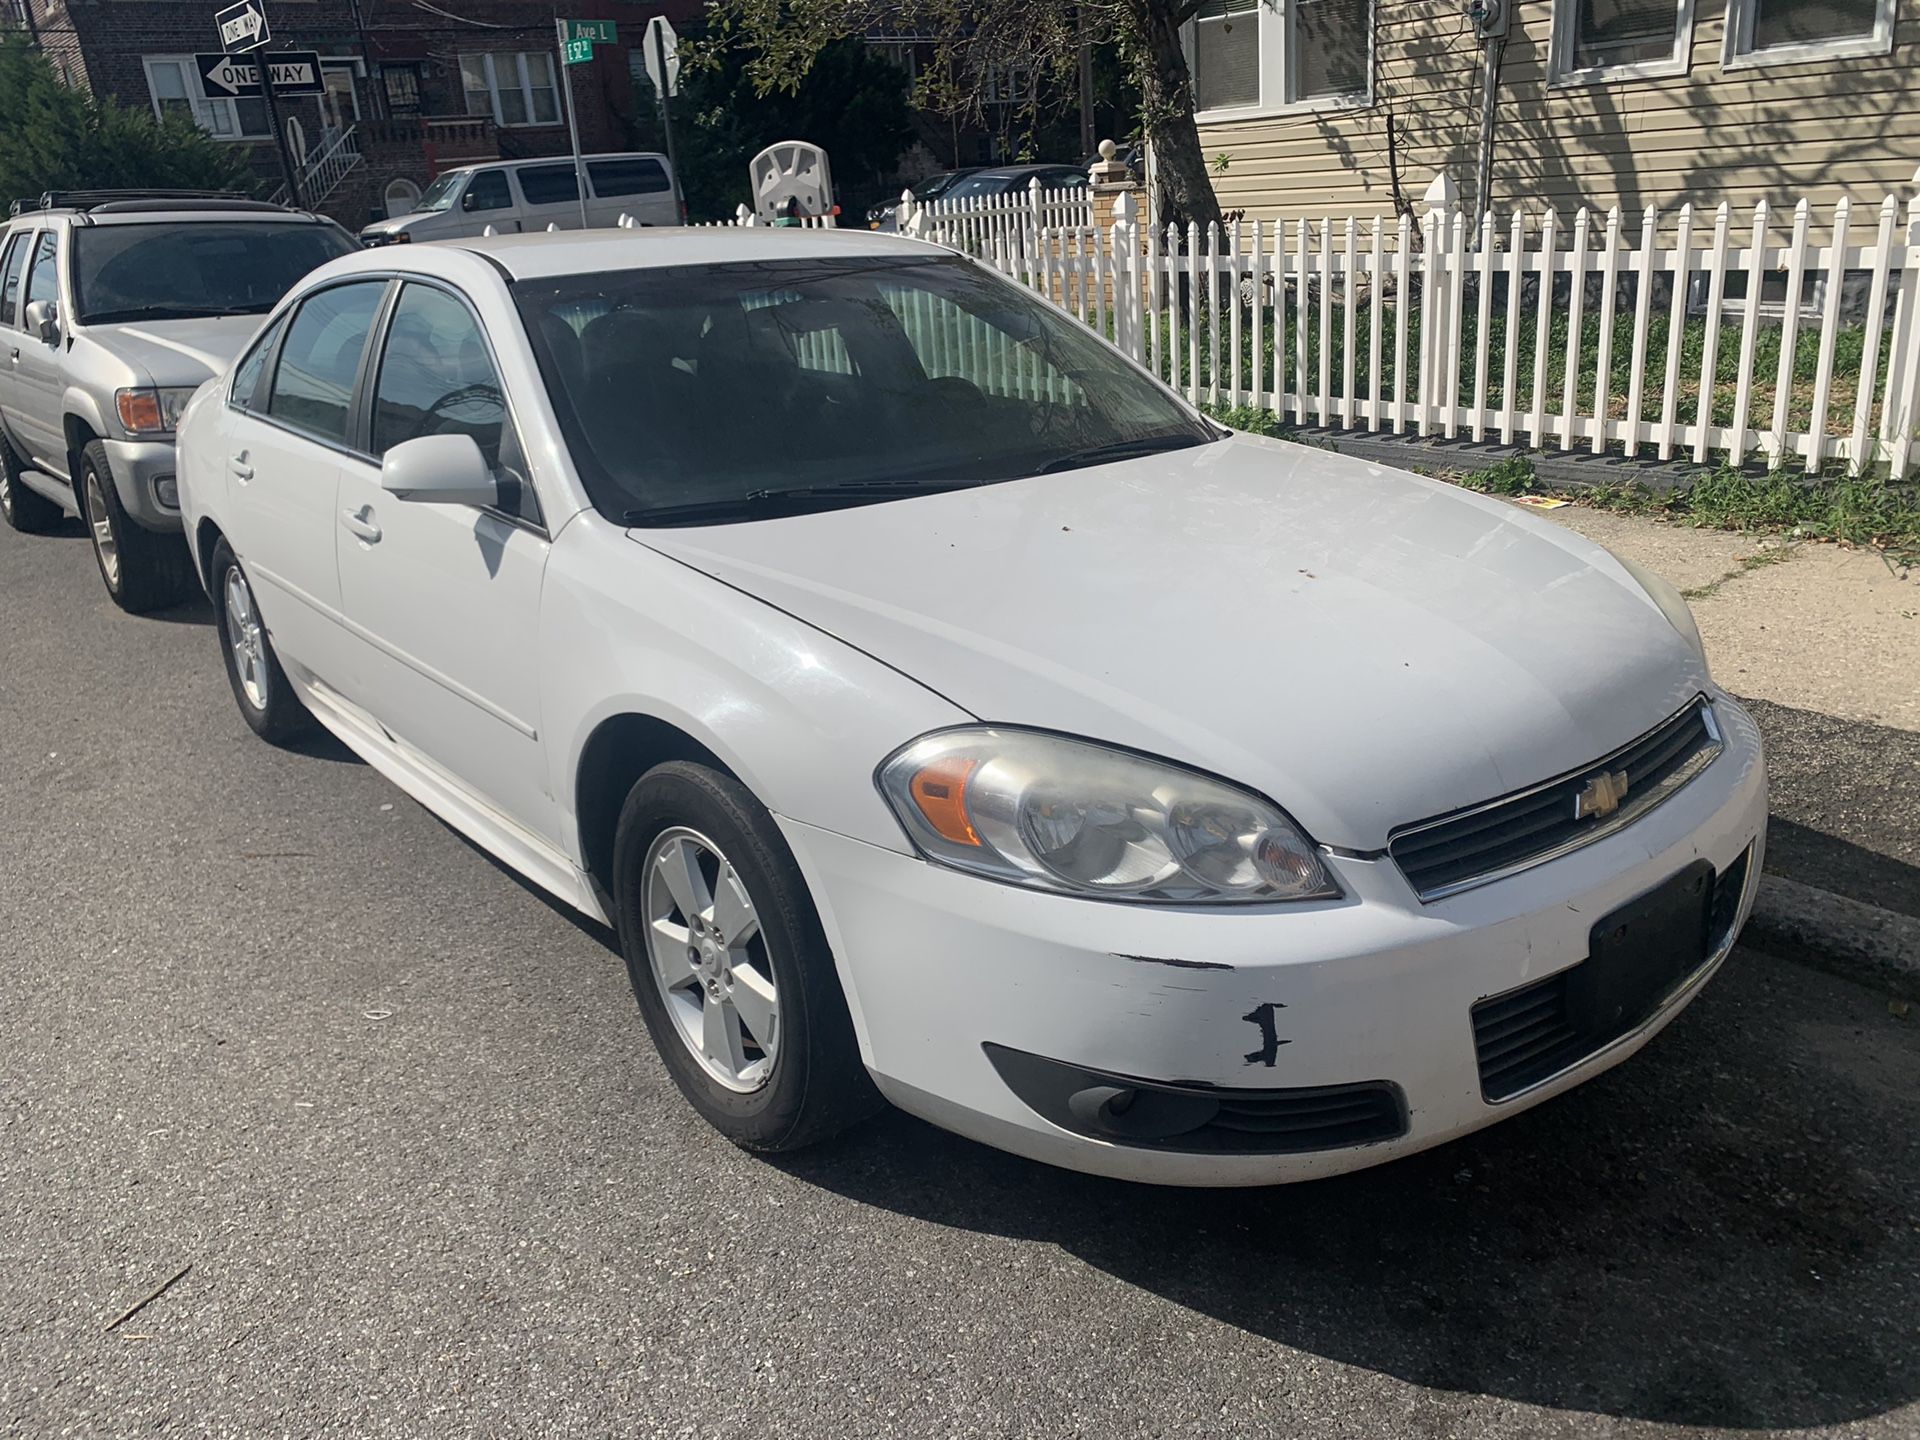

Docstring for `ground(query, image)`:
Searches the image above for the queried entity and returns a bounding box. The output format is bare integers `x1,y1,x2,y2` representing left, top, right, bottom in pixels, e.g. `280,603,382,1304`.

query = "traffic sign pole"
650,19,683,221
261,57,301,209
555,19,589,229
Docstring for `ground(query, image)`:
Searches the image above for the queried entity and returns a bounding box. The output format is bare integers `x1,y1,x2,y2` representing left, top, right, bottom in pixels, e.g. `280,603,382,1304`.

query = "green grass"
1582,468,1920,562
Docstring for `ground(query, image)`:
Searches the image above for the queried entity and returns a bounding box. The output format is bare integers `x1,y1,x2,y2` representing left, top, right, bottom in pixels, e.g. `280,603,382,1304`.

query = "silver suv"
0,192,354,612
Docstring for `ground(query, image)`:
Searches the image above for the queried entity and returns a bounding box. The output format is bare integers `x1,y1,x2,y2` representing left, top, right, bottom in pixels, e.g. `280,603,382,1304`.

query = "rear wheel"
611,761,880,1152
0,429,60,534
76,439,191,613
211,537,311,744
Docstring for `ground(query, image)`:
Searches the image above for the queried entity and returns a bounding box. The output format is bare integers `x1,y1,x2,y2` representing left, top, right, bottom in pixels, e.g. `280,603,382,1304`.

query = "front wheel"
211,538,311,744
611,761,880,1152
77,440,191,613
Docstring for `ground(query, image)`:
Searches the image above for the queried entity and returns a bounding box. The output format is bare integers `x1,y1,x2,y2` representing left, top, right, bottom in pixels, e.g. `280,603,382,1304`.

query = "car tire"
210,537,311,744
76,439,192,613
611,761,881,1153
0,429,61,534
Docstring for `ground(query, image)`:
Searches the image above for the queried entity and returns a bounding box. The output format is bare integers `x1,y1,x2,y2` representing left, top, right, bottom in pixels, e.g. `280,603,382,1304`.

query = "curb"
1742,873,1920,1000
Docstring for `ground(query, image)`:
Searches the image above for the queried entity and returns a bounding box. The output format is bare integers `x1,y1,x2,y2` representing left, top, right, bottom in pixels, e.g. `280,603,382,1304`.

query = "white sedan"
175,229,1765,1186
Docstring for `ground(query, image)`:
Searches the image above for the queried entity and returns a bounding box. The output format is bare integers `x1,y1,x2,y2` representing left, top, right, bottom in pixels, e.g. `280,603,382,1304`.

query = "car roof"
440,151,670,177
424,226,943,280
968,164,1081,179
6,207,331,229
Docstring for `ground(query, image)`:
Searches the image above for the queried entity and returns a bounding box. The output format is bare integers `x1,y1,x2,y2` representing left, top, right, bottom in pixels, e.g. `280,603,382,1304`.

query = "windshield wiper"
1031,434,1207,476
622,479,977,528
85,303,268,324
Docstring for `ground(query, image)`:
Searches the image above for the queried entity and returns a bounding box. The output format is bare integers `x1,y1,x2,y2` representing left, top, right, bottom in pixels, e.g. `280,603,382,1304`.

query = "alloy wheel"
642,826,780,1092
83,466,118,589
223,563,270,711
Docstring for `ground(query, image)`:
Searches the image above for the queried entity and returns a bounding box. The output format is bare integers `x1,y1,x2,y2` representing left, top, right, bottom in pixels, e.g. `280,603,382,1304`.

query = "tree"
705,0,1223,234
0,37,254,209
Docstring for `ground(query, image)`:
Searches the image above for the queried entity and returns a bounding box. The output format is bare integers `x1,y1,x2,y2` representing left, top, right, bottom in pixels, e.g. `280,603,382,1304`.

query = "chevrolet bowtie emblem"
1574,768,1631,821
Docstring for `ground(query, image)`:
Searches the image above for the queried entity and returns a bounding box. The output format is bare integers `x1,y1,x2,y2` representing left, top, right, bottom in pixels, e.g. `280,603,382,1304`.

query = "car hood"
633,436,1709,850
87,315,258,386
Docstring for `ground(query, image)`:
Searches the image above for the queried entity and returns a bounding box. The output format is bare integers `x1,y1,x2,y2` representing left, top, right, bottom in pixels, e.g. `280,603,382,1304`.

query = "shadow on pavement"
775,953,1920,1430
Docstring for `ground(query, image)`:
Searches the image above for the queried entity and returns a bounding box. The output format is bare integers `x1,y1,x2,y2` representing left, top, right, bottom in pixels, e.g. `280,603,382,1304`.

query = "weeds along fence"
906,186,1920,481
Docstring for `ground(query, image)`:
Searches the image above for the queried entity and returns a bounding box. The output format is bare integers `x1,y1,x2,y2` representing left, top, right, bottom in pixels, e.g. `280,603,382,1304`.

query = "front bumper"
780,693,1767,1186
102,437,183,533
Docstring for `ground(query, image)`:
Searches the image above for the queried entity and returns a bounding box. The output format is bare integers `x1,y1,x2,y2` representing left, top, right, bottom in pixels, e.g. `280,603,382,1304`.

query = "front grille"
984,1044,1408,1155
1390,698,1721,901
1471,845,1752,1101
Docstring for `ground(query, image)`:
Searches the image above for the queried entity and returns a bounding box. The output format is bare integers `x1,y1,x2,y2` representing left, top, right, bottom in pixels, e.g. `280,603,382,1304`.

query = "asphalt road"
4,517,1919,1438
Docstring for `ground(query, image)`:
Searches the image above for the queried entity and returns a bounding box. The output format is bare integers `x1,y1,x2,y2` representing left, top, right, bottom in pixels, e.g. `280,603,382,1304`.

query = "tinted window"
371,283,537,524
229,313,288,411
23,233,59,312
0,233,28,327
587,158,669,198
71,222,355,325
266,281,387,445
516,164,579,206
465,169,512,211
513,256,1212,524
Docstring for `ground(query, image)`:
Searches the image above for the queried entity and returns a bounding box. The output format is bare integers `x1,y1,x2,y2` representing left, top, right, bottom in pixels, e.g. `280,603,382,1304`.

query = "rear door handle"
340,507,381,544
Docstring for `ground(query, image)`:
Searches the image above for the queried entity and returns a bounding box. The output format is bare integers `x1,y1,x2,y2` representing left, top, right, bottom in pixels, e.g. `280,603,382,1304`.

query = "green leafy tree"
638,37,914,222
0,36,254,209
706,0,1223,234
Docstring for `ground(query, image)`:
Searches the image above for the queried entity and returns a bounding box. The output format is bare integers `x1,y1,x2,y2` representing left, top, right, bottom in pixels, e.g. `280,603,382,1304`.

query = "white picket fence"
899,184,1920,480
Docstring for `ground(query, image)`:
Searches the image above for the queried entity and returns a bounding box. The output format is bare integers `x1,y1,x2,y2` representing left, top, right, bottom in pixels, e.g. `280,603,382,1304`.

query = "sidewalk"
1516,500,1920,929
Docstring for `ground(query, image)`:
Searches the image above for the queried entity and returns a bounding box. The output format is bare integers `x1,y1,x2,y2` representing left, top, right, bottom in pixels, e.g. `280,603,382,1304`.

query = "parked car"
357,154,680,246
0,191,355,612
867,168,982,231
937,164,1090,204
175,229,1765,1185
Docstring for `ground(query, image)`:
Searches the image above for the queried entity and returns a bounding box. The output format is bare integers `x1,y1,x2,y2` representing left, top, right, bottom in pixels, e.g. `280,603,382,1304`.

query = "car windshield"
513,254,1215,526
912,172,964,201
940,175,1012,203
412,172,465,214
73,222,356,325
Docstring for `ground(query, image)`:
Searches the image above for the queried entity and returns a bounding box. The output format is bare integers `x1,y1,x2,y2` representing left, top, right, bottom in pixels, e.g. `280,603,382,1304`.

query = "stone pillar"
1087,138,1139,237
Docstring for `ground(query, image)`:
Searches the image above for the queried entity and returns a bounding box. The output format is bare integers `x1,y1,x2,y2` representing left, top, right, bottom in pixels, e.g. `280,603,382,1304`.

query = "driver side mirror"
380,433,498,509
460,191,478,212
23,300,59,345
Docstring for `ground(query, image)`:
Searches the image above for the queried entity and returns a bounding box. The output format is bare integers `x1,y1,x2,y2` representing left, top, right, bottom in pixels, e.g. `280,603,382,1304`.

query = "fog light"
153,475,179,509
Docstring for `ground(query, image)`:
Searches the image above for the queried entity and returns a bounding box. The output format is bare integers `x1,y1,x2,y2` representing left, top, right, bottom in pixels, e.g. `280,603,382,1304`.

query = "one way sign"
196,50,325,96
215,0,271,53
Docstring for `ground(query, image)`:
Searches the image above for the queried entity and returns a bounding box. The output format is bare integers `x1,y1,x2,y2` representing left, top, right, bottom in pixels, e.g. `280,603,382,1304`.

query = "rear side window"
587,158,669,198
265,280,387,445
465,170,512,211
0,233,28,327
230,313,288,411
23,233,59,312
516,164,579,206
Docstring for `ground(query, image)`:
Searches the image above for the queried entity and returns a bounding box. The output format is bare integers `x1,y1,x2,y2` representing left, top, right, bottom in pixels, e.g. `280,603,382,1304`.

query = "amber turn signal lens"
908,756,981,847
116,389,165,433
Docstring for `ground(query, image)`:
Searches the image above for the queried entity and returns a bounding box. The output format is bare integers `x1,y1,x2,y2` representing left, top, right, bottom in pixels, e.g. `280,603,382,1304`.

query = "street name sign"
215,0,271,53
196,50,325,96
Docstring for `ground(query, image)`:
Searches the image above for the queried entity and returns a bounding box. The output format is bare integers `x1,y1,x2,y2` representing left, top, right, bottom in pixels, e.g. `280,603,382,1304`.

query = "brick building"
14,0,702,226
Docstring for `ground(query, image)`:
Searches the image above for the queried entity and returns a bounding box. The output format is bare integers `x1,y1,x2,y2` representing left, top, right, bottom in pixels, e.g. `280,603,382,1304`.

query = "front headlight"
877,728,1340,904
1616,554,1707,666
114,386,198,436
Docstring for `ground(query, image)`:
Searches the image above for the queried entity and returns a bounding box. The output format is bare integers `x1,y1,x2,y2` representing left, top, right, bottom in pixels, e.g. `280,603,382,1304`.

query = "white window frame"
1548,0,1696,85
142,54,270,141
1187,0,1374,124
459,51,561,128
1721,0,1895,69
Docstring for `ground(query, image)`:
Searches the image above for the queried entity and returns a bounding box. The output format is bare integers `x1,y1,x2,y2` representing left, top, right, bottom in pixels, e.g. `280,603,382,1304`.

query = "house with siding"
1184,0,1917,225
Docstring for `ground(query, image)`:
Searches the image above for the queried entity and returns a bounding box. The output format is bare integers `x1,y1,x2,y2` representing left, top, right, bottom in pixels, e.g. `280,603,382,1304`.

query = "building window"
1723,0,1894,66
459,51,559,127
1185,0,1371,116
1550,0,1695,82
143,55,269,139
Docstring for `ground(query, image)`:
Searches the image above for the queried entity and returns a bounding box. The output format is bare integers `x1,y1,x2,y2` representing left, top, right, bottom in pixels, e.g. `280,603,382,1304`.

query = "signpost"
643,16,684,219
552,18,605,229
211,0,302,210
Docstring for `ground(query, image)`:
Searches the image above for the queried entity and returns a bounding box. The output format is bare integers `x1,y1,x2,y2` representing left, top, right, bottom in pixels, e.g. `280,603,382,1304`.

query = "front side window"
265,281,388,446
458,52,560,127
1551,0,1694,79
513,255,1215,525
71,223,356,326
143,55,269,138
1185,0,1371,112
370,283,536,523
464,170,513,212
23,233,59,313
516,164,580,206
1723,0,1892,63
0,232,31,327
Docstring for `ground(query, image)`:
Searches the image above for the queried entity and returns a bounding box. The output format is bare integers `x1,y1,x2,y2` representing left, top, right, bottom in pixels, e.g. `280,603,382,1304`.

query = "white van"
358,153,679,245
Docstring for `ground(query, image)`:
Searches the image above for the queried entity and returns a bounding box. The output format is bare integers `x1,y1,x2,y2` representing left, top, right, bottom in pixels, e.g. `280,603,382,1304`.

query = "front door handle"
340,506,382,544
229,451,253,481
